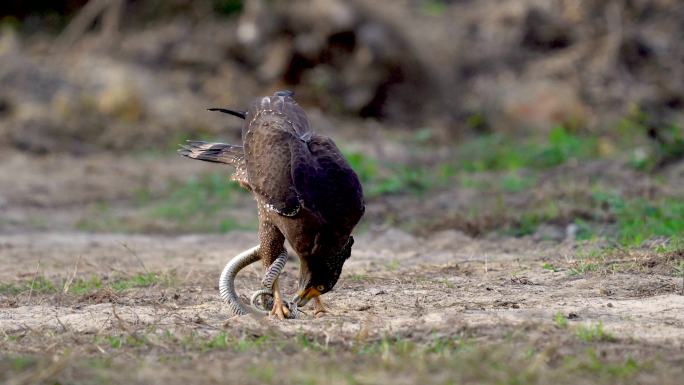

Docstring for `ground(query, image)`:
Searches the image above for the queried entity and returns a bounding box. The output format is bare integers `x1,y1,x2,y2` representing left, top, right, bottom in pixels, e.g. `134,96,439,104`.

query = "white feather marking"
264,203,299,216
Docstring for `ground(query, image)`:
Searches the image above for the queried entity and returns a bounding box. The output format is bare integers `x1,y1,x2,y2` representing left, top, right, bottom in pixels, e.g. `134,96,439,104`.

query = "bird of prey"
179,91,365,319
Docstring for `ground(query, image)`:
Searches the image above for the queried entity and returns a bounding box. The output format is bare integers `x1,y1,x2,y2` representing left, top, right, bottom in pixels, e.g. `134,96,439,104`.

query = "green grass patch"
351,335,471,358
68,275,104,295
564,349,640,379
421,0,448,16
0,276,56,295
7,355,36,371
576,322,616,342
560,235,684,278
557,187,684,246
592,192,684,246
145,173,246,223
430,126,680,239
170,331,278,353
502,200,561,237
0,272,171,296
203,332,229,351
554,312,569,329
349,274,368,282
500,172,537,193
109,272,165,292
613,199,684,246
456,126,599,172
569,260,600,276
543,263,561,272
674,260,684,277
567,245,620,276
77,172,255,233
4,331,680,385
619,106,684,170
344,151,443,197
506,212,543,237
97,334,149,350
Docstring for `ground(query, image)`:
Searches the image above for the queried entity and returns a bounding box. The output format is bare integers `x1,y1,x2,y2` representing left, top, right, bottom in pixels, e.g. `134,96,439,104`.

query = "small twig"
54,0,110,52
110,303,133,333
120,242,149,273
681,268,683,296
54,315,69,333
94,344,107,354
101,0,124,40
222,315,242,326
20,323,36,335
323,331,331,350
605,0,624,66
63,255,82,294
600,259,638,266
26,260,42,304
53,0,125,52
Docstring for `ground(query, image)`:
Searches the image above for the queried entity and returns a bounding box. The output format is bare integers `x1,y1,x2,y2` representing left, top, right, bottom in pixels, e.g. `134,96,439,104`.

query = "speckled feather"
182,91,365,295
178,141,249,188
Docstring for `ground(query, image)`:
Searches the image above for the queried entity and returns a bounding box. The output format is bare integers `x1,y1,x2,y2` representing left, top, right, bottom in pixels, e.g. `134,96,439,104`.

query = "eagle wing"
242,93,311,216
291,135,365,230
243,92,364,226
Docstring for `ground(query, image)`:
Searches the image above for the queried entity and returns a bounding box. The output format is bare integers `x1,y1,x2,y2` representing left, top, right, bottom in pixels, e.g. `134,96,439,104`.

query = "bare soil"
1,229,683,345
1,152,683,385
2,219,684,384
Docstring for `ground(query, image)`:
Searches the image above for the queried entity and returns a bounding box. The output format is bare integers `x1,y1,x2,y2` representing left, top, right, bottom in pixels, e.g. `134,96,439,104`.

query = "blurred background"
0,0,682,244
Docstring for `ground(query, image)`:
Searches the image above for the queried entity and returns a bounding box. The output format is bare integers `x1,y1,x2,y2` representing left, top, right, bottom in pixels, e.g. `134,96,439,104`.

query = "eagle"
179,91,365,319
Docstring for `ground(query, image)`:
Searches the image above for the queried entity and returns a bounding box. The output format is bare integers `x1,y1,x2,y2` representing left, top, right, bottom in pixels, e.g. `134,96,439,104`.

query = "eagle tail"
207,108,246,119
178,141,244,165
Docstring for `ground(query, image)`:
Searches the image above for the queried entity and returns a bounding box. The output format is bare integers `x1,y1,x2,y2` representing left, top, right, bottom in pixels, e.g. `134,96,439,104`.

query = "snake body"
218,245,302,318
261,251,288,289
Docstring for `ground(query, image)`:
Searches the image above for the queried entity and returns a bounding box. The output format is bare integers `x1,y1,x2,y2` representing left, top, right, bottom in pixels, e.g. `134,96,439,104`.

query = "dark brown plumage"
180,91,365,318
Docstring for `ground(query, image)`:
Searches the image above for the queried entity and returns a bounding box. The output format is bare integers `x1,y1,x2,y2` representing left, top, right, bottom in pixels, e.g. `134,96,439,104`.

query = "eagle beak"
291,287,321,306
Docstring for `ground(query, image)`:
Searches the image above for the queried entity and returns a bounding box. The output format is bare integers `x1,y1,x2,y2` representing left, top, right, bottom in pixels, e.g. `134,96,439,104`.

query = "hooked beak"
291,287,321,307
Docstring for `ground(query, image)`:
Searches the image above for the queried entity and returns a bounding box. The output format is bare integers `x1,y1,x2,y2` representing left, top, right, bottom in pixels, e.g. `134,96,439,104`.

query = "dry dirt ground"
2,229,684,384
1,152,683,385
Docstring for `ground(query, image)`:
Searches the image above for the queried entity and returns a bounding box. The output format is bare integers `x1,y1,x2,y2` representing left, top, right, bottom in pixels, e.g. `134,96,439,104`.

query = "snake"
218,245,302,319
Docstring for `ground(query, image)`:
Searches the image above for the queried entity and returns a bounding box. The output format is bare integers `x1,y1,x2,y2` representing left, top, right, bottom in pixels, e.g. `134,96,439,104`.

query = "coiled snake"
218,245,303,319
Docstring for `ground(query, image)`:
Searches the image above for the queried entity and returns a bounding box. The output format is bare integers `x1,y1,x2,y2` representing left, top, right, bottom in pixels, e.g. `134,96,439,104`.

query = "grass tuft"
554,312,569,329
344,151,439,197
0,272,172,296
457,126,598,173
576,322,616,342
78,172,255,233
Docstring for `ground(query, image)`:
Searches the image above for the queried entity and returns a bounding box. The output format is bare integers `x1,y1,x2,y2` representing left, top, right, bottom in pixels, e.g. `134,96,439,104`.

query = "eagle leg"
250,248,302,319
258,221,293,320
260,251,290,319
313,296,327,318
270,278,290,320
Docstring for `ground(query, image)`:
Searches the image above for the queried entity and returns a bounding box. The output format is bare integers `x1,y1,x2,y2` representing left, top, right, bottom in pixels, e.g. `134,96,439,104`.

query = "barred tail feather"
178,141,244,165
